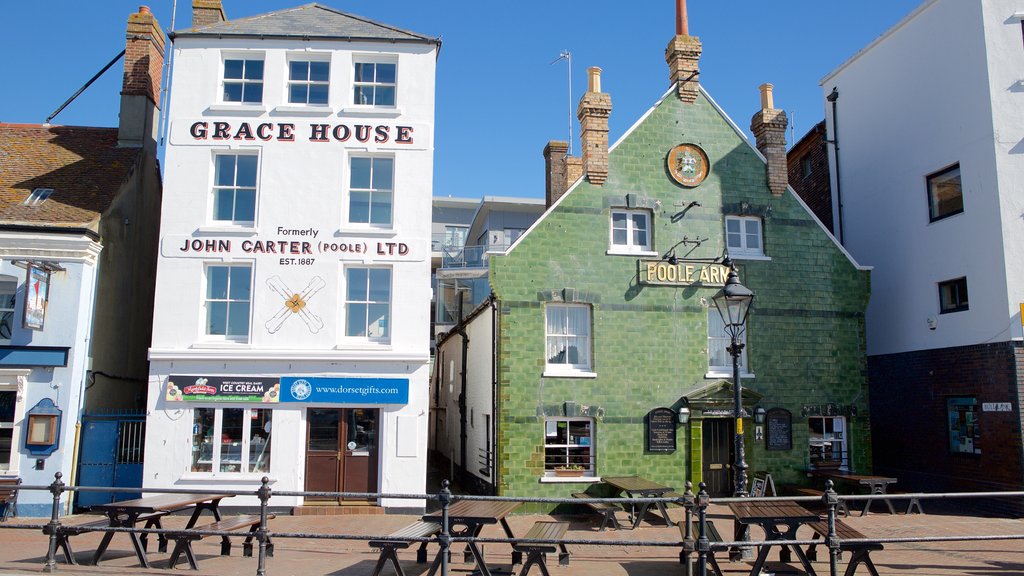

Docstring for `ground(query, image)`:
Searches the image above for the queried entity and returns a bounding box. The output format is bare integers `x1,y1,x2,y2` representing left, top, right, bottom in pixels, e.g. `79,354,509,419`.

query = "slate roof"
0,124,141,229
172,3,440,44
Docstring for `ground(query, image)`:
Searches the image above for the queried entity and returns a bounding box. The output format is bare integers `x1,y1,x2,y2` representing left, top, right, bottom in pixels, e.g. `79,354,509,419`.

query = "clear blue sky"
0,1,922,199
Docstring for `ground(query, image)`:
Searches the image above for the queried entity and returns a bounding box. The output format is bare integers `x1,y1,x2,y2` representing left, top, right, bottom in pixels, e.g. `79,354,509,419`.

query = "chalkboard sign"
765,408,792,451
646,407,677,453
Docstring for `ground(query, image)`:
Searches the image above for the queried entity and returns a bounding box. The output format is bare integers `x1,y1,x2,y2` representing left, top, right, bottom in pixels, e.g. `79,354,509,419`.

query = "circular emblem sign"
667,143,710,187
290,379,312,401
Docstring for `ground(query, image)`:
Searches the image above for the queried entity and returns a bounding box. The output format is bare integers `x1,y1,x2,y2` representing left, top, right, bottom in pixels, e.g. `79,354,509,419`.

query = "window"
0,389,15,472
544,418,594,475
204,265,252,341
707,309,747,374
444,225,468,249
947,397,979,454
212,154,257,225
725,216,764,257
800,154,812,180
345,267,391,340
808,416,847,469
939,277,969,314
223,58,264,104
348,156,393,226
23,188,53,206
609,210,651,253
0,279,15,344
191,407,272,473
353,61,396,106
927,164,963,222
288,59,329,105
545,304,592,373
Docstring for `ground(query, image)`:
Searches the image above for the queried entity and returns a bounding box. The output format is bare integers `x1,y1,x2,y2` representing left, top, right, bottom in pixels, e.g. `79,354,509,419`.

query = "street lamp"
711,257,754,497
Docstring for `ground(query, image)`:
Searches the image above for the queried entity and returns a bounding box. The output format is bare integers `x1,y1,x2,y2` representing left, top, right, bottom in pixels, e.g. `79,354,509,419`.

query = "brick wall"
787,121,833,233
123,7,165,103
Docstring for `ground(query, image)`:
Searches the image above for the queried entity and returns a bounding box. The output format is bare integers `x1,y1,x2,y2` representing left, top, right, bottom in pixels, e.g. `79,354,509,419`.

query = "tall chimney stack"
750,83,789,197
576,67,612,186
665,0,702,103
192,0,227,28
119,6,165,150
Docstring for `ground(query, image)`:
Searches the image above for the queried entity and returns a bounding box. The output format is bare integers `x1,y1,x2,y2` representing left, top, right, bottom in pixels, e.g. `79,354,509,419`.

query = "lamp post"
711,258,754,497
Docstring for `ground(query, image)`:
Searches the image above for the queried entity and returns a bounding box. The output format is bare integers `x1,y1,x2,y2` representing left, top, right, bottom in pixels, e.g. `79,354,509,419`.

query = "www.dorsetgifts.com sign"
169,119,431,151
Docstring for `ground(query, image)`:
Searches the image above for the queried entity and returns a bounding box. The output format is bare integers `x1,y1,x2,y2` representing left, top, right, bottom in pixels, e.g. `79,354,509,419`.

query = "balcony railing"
441,243,514,269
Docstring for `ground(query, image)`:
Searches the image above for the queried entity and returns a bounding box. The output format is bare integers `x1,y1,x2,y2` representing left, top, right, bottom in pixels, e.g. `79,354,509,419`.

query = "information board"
646,407,677,453
765,407,792,451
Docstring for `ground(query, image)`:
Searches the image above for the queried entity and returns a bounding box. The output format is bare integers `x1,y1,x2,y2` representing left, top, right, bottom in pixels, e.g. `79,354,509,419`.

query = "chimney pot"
139,6,150,14
577,67,612,186
751,84,789,197
587,67,602,93
676,0,689,35
759,83,774,109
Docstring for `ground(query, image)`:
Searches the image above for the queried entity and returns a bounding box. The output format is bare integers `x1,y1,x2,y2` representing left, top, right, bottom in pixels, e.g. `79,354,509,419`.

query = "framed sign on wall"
23,265,49,331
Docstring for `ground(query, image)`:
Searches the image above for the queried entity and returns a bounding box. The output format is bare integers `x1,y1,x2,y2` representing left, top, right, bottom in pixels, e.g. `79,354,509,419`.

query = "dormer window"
23,188,53,206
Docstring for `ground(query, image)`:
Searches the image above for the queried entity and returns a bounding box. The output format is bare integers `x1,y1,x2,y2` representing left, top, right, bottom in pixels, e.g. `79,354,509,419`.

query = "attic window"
23,188,53,206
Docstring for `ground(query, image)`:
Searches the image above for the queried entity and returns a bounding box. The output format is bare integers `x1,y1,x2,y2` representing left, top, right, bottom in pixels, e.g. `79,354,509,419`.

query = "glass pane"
0,391,15,423
227,302,250,337
745,220,761,250
310,61,329,82
249,410,271,473
215,155,236,186
347,303,367,336
368,269,391,302
350,158,372,189
347,409,377,453
354,86,372,105
612,229,627,245
547,306,568,335
224,60,243,79
370,192,392,225
214,189,234,221
354,62,373,82
0,429,10,470
191,408,215,472
347,268,368,300
207,267,229,299
207,302,227,335
289,61,308,81
367,304,389,338
308,409,340,451
372,158,394,190
631,213,647,231
0,287,15,310
0,311,11,340
243,83,263,104
726,219,741,234
220,408,243,472
289,84,308,104
567,306,590,336
229,267,251,300
234,189,256,222
236,155,257,187
245,60,264,80
224,83,242,102
376,63,396,83
308,84,329,104
375,86,395,106
612,212,627,228
349,192,370,223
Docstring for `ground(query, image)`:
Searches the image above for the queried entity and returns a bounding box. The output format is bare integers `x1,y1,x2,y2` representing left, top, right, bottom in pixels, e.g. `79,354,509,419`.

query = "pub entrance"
304,408,379,503
701,418,734,497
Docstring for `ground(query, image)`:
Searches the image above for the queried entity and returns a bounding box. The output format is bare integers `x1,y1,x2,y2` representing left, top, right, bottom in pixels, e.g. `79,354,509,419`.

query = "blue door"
76,412,145,508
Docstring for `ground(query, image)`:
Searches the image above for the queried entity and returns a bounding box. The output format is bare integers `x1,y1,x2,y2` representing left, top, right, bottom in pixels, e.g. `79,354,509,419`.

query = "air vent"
23,188,54,206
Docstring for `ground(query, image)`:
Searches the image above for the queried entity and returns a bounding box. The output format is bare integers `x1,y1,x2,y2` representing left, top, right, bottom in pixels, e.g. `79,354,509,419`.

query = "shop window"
212,153,258,225
948,397,980,454
544,304,592,375
353,60,396,107
204,264,252,341
609,210,651,253
707,309,747,375
544,418,594,475
809,416,847,469
726,216,764,258
345,267,392,340
223,57,264,104
0,278,16,344
0,389,16,472
191,407,272,474
927,163,963,222
348,156,393,227
288,59,330,105
939,277,968,314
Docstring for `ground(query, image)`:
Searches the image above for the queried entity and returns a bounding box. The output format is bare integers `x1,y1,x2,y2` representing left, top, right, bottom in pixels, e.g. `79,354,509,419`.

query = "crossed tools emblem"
266,275,326,334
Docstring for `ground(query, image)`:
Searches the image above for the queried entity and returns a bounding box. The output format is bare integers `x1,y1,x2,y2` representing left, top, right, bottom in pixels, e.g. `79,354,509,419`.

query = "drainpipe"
826,87,845,244
456,298,469,482
489,297,498,496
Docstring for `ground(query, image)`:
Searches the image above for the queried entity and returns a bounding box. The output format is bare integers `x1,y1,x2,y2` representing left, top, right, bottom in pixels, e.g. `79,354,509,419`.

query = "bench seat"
369,520,441,576
793,487,850,517
806,519,883,576
571,492,621,531
679,519,724,576
0,478,20,522
49,518,109,565
168,514,275,570
513,521,569,576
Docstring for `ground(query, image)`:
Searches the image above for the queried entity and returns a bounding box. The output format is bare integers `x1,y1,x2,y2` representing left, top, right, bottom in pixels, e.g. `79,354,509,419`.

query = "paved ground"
2,501,1024,576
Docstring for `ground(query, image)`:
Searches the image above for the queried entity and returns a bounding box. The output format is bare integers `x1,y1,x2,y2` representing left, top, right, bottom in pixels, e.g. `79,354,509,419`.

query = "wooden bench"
49,518,111,565
137,510,172,554
513,521,569,576
0,478,20,521
679,519,724,576
806,519,883,576
793,486,850,517
368,520,441,576
167,514,275,570
571,492,622,531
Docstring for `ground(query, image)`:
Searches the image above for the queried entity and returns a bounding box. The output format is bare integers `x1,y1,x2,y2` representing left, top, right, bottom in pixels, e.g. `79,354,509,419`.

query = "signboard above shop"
165,375,409,405
638,259,732,287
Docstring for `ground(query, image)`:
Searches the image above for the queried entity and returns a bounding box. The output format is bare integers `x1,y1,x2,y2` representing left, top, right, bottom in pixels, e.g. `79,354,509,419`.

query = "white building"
144,1,439,511
821,0,1024,493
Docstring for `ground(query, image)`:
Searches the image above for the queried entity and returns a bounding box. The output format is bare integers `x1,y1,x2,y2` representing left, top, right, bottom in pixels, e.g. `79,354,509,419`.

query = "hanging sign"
23,264,49,331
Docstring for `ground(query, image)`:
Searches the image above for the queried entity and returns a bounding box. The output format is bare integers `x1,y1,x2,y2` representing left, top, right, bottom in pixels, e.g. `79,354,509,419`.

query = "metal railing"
6,473,1024,575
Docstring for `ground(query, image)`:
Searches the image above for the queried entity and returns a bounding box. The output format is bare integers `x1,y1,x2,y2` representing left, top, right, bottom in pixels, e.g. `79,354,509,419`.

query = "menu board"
765,408,792,451
646,407,677,453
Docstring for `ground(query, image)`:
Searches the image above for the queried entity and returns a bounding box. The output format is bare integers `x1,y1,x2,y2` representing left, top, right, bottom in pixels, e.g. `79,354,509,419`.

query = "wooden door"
341,408,378,500
702,419,734,497
305,409,342,502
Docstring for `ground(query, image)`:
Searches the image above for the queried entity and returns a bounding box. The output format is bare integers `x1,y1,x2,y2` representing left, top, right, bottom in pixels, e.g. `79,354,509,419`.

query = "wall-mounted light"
678,406,690,424
754,406,767,425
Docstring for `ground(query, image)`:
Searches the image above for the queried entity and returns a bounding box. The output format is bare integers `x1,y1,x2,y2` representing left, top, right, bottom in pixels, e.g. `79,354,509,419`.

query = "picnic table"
422,499,521,576
810,470,898,515
88,492,234,568
602,475,676,529
730,499,820,576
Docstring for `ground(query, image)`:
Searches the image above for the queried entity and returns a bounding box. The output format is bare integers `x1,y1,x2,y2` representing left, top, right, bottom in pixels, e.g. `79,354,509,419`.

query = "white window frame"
706,308,749,378
202,264,253,343
543,417,595,477
808,416,848,470
544,303,594,377
346,155,394,228
210,152,259,227
0,277,17,345
608,209,653,255
725,216,764,258
0,371,28,475
343,266,392,342
221,55,265,105
352,56,398,108
287,55,331,106
189,407,272,477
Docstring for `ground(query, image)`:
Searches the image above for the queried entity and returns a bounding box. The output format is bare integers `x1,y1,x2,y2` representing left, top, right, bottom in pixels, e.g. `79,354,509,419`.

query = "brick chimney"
543,142,583,207
665,0,701,103
118,6,165,151
192,0,227,28
576,67,611,186
750,83,789,197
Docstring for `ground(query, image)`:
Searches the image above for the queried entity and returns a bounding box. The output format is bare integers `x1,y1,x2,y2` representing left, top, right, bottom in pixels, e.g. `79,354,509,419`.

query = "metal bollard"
695,482,710,576
679,481,694,574
438,479,452,576
824,479,840,576
43,472,65,573
256,476,272,576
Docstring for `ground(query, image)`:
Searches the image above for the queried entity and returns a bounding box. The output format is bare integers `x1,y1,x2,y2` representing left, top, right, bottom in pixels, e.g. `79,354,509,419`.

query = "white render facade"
144,5,439,510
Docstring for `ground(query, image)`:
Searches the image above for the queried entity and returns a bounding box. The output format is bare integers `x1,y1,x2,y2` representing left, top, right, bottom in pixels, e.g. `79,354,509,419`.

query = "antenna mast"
551,50,573,155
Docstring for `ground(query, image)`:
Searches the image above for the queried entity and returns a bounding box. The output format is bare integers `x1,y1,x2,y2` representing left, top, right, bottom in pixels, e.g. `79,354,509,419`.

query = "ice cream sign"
166,375,282,403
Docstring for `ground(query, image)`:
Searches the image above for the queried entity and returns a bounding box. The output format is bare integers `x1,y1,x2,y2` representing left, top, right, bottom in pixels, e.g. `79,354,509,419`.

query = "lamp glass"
678,407,690,424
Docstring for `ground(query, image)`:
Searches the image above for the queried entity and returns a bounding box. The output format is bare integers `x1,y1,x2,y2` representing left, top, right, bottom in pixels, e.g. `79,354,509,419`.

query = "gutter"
0,224,100,242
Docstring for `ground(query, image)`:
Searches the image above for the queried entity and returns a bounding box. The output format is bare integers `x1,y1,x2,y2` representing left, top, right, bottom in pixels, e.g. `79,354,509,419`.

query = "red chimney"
192,0,227,28
119,5,165,150
665,0,701,103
